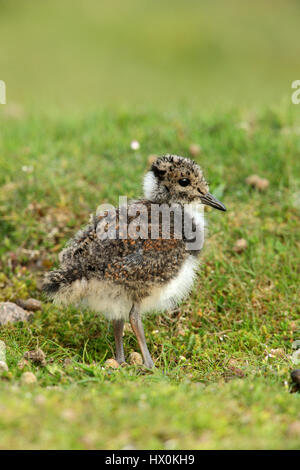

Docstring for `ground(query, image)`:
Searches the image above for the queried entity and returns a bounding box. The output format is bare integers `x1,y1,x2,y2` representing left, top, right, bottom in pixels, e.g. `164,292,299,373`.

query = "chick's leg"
129,304,154,369
113,319,125,364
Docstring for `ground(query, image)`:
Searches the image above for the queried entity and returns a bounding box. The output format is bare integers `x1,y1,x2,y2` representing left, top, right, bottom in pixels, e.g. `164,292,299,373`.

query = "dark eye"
178,178,190,187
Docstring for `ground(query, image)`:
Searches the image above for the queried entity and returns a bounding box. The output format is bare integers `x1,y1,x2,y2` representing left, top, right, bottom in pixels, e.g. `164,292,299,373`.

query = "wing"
103,237,187,285
59,199,192,284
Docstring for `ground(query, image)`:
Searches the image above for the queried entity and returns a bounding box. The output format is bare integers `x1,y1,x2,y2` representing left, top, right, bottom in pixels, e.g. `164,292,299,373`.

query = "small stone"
122,444,136,451
105,358,119,369
0,341,8,371
164,439,178,450
234,238,248,253
291,369,300,385
290,321,298,331
246,174,269,191
255,178,269,191
34,394,46,405
177,328,186,336
270,348,285,358
61,408,76,422
0,302,33,325
189,144,201,157
291,344,300,364
0,361,8,372
17,359,29,370
24,348,46,367
287,421,300,437
21,371,37,385
0,340,6,362
15,298,42,312
63,358,72,367
246,174,261,187
128,352,143,365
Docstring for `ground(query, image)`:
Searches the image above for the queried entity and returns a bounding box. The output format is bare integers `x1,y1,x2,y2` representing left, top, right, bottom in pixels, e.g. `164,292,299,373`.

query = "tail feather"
43,269,72,298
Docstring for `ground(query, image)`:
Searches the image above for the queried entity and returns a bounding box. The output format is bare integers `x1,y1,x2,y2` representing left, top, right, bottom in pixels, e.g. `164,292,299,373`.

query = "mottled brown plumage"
43,154,226,367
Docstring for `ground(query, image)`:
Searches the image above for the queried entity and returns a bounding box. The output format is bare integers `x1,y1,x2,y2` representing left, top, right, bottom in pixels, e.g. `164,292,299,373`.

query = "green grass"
1,0,300,451
0,108,299,449
0,379,299,450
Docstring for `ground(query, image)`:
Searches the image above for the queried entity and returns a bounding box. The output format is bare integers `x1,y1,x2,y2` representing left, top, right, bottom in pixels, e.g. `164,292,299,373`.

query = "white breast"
140,255,199,314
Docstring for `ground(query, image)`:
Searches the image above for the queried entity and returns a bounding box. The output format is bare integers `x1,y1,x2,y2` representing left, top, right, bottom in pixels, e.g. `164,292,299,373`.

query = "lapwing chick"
43,155,226,368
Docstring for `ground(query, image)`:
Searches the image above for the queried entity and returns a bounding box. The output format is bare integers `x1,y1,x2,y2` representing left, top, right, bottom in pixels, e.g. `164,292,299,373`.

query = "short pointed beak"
200,192,226,211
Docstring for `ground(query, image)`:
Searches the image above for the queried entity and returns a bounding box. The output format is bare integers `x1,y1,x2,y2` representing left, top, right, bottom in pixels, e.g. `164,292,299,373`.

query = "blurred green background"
0,0,300,451
0,0,299,113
